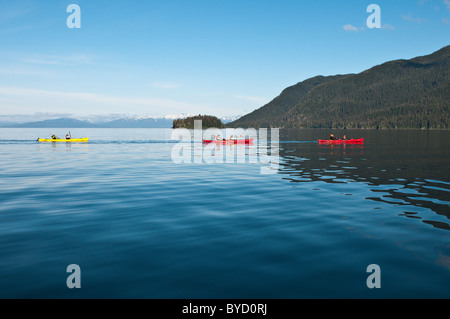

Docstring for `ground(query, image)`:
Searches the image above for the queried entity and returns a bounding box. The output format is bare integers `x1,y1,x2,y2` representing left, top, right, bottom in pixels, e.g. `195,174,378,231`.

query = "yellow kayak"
38,137,89,142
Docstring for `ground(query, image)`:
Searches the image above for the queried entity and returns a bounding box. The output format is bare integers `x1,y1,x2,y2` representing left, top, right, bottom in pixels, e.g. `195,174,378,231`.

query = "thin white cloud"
0,86,184,107
381,24,395,30
445,0,450,10
0,67,40,75
17,53,95,65
443,18,450,24
342,23,393,31
151,82,181,89
0,66,56,76
342,24,359,32
402,13,427,23
0,4,33,23
0,112,74,123
0,86,202,115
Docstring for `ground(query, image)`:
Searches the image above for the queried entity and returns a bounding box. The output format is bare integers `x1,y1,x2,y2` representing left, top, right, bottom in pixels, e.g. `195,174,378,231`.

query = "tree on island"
172,115,225,129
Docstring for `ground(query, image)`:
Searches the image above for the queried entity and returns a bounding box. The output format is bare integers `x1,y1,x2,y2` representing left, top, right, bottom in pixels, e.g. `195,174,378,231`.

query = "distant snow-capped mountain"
163,113,197,120
0,113,243,128
115,113,242,122
220,115,243,123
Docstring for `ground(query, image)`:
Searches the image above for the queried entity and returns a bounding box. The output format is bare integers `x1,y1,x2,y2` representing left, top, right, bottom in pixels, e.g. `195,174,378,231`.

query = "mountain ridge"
0,117,173,128
0,114,239,128
228,45,450,129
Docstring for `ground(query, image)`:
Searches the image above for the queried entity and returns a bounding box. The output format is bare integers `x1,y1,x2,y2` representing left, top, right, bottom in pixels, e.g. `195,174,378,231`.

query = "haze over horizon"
0,112,238,124
0,1,449,119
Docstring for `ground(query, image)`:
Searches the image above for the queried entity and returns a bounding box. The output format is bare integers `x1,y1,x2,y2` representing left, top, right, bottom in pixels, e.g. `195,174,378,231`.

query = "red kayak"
318,138,364,144
203,138,254,144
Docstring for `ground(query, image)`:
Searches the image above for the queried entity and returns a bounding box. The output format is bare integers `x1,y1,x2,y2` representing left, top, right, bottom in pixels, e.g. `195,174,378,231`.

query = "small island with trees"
172,115,225,129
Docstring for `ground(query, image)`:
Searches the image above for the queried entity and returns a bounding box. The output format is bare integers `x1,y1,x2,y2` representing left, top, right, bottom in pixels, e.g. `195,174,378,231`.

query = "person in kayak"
51,134,58,140
342,135,347,140
330,134,336,140
66,132,71,140
215,135,227,141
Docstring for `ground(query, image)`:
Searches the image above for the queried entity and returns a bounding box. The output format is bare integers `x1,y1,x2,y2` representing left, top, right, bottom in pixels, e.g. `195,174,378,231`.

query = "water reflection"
37,142,90,151
277,129,450,231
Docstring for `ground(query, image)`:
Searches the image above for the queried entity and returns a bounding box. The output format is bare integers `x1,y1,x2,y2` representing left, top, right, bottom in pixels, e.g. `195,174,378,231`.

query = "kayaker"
66,132,71,140
342,135,347,140
230,135,237,140
330,134,336,140
51,134,57,140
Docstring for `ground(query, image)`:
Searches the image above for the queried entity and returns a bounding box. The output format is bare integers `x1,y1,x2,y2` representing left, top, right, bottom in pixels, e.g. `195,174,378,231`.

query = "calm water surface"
0,128,449,298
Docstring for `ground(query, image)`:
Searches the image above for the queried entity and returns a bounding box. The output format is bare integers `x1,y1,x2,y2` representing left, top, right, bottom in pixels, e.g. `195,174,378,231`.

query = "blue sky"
0,0,449,120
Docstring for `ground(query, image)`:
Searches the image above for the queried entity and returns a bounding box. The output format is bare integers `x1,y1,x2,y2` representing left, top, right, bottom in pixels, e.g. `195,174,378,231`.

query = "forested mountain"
228,45,450,129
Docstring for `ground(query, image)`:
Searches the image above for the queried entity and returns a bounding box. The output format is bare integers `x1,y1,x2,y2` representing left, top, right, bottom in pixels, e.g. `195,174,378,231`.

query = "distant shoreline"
1,127,449,130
